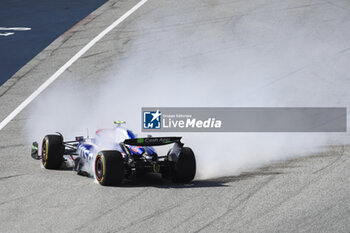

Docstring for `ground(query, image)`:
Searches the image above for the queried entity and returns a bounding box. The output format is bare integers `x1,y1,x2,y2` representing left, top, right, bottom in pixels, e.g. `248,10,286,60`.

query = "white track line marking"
0,27,31,31
0,0,149,131
0,27,31,36
0,32,15,36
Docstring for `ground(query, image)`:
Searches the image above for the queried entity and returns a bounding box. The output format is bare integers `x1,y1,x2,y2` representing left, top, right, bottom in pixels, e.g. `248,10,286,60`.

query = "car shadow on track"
57,160,284,188
121,170,283,189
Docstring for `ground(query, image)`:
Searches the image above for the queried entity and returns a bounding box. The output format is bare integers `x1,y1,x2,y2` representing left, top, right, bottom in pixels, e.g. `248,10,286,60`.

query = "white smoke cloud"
25,0,350,180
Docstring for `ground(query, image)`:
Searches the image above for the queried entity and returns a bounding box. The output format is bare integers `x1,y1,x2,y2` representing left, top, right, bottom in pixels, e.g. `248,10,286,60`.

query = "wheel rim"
95,156,103,181
41,139,47,166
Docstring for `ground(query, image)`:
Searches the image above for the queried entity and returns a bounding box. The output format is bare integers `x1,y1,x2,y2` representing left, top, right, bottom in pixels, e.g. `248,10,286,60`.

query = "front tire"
95,150,124,186
41,134,64,169
172,147,196,182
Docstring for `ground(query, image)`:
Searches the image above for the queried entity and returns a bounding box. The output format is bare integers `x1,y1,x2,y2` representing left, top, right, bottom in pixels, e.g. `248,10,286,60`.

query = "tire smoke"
26,0,350,179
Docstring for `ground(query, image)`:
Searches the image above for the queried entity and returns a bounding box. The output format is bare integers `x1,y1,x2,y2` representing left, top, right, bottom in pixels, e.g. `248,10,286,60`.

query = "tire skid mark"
114,189,201,232
321,0,350,13
0,63,39,98
236,175,277,213
115,203,180,233
193,175,276,233
168,212,198,233
1,178,95,208
293,201,343,231
70,188,149,233
312,146,345,174
0,173,27,181
115,184,222,233
228,158,346,232
236,183,314,229
0,189,41,207
272,195,350,233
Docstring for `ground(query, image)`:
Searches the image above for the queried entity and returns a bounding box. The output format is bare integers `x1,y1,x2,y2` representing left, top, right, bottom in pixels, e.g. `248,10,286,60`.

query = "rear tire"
172,147,196,182
41,134,64,169
95,150,124,186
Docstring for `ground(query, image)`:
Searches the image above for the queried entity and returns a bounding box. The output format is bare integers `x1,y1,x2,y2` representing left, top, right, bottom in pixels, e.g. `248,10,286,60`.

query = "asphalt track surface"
1,0,350,232
0,0,107,86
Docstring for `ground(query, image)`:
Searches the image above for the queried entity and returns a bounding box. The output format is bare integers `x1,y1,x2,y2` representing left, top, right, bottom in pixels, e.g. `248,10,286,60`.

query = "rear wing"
124,137,182,146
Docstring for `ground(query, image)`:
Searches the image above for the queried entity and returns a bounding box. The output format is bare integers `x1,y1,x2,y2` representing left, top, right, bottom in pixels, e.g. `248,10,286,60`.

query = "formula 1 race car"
30,121,196,186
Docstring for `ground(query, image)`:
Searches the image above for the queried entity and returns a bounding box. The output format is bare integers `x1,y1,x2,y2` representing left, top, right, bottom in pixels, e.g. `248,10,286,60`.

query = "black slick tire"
41,134,64,169
94,150,124,186
172,147,196,182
